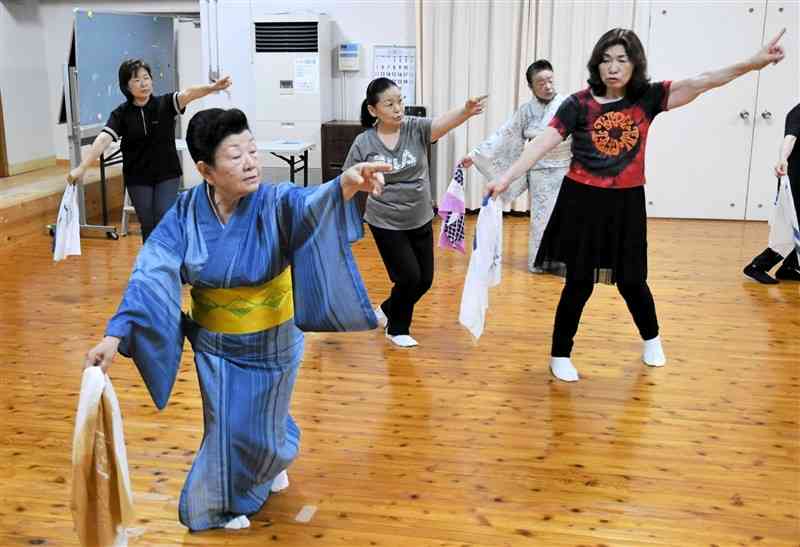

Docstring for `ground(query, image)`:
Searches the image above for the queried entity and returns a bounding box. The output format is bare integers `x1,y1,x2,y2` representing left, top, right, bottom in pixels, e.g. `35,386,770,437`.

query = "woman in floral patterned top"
463,59,571,273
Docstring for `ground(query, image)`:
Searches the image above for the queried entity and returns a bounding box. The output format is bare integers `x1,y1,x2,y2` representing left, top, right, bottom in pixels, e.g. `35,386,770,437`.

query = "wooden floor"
0,214,797,546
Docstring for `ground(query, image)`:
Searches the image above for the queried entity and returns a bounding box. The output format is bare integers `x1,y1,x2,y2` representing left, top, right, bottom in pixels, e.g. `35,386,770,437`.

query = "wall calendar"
373,45,416,105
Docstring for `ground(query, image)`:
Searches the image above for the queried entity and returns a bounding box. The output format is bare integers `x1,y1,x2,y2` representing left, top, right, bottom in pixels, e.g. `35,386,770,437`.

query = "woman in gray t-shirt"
344,77,486,347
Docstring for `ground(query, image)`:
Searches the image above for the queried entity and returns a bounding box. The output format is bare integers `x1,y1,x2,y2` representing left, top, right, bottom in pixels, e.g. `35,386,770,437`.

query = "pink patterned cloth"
438,164,466,254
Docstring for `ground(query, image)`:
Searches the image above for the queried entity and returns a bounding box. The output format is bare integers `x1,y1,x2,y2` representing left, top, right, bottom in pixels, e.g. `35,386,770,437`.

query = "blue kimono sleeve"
276,178,377,332
105,203,188,410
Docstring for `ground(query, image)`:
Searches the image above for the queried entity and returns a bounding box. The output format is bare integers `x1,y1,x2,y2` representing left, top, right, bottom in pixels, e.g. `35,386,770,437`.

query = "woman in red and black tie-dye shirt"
487,27,786,383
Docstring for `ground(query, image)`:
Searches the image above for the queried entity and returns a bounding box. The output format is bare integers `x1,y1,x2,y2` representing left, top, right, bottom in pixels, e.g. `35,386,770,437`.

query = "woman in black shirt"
67,58,231,242
743,102,800,283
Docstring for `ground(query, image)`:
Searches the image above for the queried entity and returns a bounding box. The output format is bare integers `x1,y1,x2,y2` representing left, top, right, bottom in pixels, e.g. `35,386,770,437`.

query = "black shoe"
775,266,800,281
743,263,779,284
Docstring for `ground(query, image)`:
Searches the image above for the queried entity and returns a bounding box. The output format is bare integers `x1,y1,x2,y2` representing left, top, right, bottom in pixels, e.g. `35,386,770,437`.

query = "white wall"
4,0,413,178
36,0,414,168
200,0,415,181
248,0,416,122
0,1,56,168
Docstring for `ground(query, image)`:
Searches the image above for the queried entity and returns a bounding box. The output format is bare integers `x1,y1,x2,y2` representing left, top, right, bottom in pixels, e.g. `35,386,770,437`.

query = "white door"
744,1,799,220
644,1,764,219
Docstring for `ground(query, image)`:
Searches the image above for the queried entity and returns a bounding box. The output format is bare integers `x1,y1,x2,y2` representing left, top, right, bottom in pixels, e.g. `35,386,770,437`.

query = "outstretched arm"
460,107,526,170
67,132,114,184
667,28,785,110
486,127,563,198
431,95,488,142
340,162,392,201
177,76,232,110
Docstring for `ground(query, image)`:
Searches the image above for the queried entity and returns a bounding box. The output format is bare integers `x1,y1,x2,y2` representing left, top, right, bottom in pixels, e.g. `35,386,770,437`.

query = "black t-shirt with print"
102,92,185,186
549,82,671,189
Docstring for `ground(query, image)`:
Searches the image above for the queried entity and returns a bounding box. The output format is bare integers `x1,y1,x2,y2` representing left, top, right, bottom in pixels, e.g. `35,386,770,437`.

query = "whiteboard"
74,10,176,127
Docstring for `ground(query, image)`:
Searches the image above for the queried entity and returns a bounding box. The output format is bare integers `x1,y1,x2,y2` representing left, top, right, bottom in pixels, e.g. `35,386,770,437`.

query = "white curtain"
535,1,639,94
418,0,646,210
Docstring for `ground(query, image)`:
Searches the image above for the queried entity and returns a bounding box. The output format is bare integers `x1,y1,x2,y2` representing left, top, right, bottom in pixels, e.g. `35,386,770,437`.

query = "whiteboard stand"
50,65,119,240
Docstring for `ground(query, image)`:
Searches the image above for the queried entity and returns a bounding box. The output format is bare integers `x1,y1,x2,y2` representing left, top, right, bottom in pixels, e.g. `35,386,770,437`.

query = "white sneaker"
374,306,388,329
224,515,251,529
271,470,289,492
550,357,579,382
385,330,418,348
642,336,666,367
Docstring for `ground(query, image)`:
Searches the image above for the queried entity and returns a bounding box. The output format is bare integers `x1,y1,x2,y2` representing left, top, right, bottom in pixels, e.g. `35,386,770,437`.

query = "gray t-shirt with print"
343,116,433,230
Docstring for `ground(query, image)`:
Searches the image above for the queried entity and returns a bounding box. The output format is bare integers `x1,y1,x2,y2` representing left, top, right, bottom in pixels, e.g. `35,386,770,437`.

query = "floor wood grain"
0,213,797,546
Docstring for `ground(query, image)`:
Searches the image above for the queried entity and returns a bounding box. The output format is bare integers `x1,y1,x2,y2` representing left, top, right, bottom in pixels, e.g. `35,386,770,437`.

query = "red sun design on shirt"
591,111,640,157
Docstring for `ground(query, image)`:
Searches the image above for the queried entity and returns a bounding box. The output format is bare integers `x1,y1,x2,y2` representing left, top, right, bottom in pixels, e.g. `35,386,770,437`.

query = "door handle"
739,110,750,120
761,110,772,120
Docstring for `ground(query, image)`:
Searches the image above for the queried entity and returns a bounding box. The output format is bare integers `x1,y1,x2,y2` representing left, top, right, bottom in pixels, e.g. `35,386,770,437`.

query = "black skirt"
534,177,648,284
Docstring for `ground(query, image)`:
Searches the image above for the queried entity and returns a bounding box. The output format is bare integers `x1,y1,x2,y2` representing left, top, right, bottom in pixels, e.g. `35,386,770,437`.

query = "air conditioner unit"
253,14,332,173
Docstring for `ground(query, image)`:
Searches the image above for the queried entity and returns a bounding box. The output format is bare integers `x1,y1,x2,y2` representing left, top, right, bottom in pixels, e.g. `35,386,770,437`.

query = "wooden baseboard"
0,92,8,178
9,156,57,176
56,158,109,168
0,174,125,249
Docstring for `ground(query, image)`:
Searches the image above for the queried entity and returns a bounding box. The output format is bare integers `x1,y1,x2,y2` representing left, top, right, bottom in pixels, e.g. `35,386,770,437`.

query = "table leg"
303,150,309,187
99,153,109,226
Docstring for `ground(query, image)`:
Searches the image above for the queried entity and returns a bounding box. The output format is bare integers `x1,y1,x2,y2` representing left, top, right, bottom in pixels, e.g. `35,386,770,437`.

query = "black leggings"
551,280,659,357
127,177,180,243
369,221,434,336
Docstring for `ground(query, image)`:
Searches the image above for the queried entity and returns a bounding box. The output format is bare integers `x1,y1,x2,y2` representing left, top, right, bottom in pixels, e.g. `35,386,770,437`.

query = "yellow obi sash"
190,268,294,335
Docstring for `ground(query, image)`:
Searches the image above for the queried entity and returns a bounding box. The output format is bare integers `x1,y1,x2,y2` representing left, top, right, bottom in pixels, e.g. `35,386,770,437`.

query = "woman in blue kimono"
82,107,389,531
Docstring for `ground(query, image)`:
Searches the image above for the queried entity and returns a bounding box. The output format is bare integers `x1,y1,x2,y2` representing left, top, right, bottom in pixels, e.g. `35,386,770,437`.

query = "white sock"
385,330,418,348
642,335,666,367
271,470,289,492
550,357,579,382
224,515,250,529
374,306,388,329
